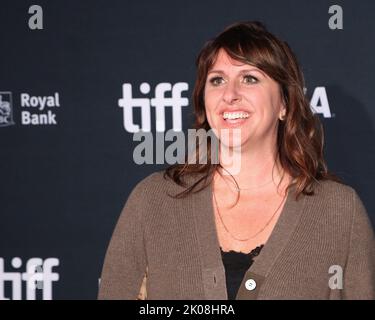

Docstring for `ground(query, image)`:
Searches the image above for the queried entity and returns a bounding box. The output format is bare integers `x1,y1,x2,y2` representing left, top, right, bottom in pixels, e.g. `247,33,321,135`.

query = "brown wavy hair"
165,21,342,200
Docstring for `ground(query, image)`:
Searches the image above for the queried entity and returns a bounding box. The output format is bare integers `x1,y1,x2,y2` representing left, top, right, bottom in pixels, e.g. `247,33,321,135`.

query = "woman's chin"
214,128,246,148
219,137,248,150
208,125,251,150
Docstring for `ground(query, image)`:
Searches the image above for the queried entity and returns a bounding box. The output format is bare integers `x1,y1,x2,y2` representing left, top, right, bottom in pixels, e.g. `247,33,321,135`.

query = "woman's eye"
243,75,258,84
209,77,224,86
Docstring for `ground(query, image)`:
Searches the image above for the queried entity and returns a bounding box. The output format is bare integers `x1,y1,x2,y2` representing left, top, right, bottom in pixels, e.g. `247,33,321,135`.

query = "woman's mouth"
221,111,250,127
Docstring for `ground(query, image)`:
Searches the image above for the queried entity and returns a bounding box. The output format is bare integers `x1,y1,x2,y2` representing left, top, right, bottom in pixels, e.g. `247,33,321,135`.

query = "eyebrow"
207,68,266,77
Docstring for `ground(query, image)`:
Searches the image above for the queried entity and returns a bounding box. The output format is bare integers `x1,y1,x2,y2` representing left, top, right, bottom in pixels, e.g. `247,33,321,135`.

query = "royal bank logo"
0,92,15,127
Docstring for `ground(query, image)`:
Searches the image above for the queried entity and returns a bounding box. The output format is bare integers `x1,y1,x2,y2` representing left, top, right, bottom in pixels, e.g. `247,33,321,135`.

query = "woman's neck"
217,143,285,191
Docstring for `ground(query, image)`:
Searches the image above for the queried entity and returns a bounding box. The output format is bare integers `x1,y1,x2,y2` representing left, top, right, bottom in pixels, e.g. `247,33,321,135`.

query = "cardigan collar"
190,175,307,299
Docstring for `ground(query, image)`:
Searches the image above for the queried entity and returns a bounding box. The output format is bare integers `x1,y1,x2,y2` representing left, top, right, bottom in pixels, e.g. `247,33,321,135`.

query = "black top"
220,245,264,300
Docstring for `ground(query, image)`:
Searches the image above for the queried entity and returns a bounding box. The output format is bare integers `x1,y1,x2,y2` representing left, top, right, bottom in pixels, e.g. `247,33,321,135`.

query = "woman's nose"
222,81,242,104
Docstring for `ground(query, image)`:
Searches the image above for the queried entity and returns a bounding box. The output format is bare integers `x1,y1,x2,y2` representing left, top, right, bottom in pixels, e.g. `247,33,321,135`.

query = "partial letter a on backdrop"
28,5,43,30
328,5,343,30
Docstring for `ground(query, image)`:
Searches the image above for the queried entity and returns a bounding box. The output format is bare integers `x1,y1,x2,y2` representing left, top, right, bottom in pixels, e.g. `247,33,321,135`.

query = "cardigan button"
245,279,257,291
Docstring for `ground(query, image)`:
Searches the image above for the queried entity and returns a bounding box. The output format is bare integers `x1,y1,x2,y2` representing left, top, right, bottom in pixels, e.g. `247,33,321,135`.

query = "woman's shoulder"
128,170,166,198
119,171,173,218
128,169,187,200
314,178,354,194
133,170,166,187
312,178,362,202
131,169,175,191
308,179,369,221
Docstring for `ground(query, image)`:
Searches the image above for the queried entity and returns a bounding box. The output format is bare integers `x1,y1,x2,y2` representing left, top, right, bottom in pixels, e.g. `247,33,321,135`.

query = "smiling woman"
204,49,285,148
98,21,375,300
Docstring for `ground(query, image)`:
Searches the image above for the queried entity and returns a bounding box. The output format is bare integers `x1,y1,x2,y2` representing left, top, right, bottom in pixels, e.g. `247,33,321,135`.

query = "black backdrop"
1,0,374,299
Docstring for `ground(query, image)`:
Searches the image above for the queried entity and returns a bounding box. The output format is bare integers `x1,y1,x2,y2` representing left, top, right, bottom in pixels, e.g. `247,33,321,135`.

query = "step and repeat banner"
1,0,374,299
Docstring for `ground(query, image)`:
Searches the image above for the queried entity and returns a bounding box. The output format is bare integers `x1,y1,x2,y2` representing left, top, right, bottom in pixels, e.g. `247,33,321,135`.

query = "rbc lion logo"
0,92,14,127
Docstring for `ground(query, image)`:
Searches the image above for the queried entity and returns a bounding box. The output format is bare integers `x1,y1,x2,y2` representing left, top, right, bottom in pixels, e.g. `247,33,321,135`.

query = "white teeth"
223,112,250,120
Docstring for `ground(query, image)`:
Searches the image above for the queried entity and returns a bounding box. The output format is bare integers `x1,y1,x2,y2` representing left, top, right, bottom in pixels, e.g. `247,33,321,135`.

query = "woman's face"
204,49,285,150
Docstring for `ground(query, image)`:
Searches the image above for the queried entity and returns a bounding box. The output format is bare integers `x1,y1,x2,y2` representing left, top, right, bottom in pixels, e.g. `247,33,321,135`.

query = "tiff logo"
0,257,59,300
118,82,189,133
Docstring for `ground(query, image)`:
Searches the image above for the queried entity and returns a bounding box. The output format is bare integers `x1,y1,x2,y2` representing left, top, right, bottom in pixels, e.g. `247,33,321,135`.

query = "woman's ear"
279,107,287,121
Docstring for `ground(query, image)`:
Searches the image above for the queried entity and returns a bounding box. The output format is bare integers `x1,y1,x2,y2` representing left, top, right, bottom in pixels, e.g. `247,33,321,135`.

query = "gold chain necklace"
217,163,283,192
221,175,275,192
212,189,288,242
